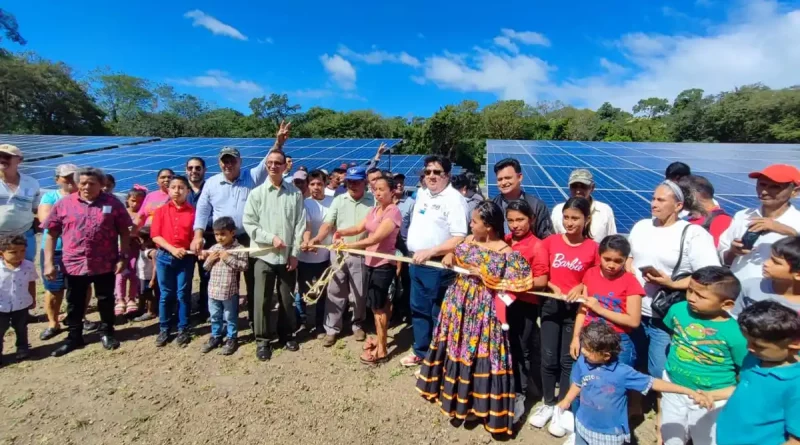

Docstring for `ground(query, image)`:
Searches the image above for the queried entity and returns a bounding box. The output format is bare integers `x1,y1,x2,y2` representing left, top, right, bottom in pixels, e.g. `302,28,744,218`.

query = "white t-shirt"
0,173,41,236
298,196,334,263
551,200,618,242
718,205,800,282
0,259,37,313
407,184,468,253
628,219,720,317
137,249,155,281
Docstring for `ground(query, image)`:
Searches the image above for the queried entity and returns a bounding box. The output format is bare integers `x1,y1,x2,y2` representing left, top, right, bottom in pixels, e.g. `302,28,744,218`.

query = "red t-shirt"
505,232,541,304
151,201,196,250
532,234,600,294
581,266,645,334
687,207,733,247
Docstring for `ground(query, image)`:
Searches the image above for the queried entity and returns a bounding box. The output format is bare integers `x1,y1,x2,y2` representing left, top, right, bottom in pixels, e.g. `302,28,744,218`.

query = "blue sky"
4,0,800,117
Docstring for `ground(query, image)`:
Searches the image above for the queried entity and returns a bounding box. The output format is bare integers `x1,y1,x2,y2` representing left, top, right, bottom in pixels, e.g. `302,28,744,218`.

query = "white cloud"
320,54,357,90
599,57,627,75
290,89,333,99
499,28,551,47
183,10,247,41
337,45,421,67
257,37,274,44
492,36,519,54
422,1,800,111
174,70,263,95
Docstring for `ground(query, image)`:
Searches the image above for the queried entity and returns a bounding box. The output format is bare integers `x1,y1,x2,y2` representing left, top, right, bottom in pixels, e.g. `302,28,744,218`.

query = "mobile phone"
639,265,659,276
741,230,762,250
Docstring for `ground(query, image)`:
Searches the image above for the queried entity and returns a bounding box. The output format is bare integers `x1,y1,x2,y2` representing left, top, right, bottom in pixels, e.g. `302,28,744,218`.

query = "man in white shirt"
719,164,800,282
551,169,617,242
0,144,41,263
401,155,468,367
298,170,334,336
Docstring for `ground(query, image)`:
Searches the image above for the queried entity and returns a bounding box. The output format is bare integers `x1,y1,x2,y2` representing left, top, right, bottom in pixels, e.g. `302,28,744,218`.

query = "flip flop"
360,350,389,366
362,336,378,351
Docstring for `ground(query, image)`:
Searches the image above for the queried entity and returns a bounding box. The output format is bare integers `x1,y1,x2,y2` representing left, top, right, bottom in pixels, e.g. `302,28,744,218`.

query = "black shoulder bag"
650,224,691,319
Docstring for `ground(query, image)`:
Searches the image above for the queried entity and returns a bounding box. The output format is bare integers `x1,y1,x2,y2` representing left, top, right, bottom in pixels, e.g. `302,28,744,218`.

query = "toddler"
0,235,38,365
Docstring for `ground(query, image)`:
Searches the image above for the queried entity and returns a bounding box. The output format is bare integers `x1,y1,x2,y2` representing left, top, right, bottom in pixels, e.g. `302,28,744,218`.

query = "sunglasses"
424,169,444,176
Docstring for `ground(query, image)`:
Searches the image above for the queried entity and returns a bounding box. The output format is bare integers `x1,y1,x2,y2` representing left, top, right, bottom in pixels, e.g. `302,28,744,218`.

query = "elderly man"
191,121,291,328
550,169,617,241
492,158,553,239
243,150,306,361
306,166,374,347
0,144,41,263
401,155,468,367
43,167,132,357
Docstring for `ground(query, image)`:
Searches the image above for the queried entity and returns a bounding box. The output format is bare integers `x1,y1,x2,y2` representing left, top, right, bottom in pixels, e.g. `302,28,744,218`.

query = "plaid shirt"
203,241,248,301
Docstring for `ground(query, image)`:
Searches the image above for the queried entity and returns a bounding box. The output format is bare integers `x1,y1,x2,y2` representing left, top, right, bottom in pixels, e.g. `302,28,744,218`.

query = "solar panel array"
380,154,463,186
486,140,800,233
0,134,158,161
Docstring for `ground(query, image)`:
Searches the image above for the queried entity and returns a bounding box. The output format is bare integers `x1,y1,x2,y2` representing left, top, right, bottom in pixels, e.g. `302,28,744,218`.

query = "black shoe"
83,320,99,332
51,341,85,357
256,342,272,361
155,331,169,347
15,348,30,360
285,340,299,352
39,327,63,341
101,335,120,350
220,338,238,356
201,336,223,353
175,331,191,347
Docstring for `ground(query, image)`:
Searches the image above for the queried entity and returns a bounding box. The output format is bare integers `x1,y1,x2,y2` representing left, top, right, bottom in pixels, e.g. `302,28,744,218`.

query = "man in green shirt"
306,166,374,347
243,150,306,361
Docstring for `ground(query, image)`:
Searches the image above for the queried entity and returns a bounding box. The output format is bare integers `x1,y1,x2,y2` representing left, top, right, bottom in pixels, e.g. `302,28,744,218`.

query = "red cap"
748,164,800,186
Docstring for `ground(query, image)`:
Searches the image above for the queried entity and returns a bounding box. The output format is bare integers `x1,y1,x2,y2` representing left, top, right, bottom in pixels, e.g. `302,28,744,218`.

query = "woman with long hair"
138,168,174,227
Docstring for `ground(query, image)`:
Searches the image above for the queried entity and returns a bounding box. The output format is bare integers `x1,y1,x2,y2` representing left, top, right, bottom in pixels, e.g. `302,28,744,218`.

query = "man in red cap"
719,164,800,282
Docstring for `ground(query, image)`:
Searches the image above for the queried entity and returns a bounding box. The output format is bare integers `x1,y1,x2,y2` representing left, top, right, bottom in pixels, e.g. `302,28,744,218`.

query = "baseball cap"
55,164,78,177
218,146,241,159
0,144,22,157
748,164,800,186
345,166,367,181
292,170,308,182
568,168,594,186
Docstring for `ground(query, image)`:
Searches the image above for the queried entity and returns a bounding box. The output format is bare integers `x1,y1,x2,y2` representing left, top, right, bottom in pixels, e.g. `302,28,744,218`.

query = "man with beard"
186,157,213,321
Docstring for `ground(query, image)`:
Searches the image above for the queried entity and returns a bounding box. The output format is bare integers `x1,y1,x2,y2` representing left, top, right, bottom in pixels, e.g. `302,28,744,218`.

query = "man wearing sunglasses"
185,157,213,322
401,155,468,367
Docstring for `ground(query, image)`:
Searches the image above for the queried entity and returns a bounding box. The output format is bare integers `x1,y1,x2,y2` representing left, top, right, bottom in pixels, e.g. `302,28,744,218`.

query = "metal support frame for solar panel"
486,139,800,233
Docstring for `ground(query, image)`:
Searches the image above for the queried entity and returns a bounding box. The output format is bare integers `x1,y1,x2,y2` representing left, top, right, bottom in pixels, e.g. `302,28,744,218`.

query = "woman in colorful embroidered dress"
416,201,533,436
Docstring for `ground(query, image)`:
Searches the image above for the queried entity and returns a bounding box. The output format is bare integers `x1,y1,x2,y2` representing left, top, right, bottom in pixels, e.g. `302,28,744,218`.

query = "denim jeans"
209,298,238,339
156,251,195,333
409,264,455,358
24,228,36,262
632,316,671,378
618,332,637,367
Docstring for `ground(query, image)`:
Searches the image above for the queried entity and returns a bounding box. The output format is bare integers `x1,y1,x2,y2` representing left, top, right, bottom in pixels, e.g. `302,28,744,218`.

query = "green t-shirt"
663,301,747,391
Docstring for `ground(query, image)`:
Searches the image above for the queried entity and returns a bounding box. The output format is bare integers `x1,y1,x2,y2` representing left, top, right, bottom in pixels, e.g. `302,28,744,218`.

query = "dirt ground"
1,267,659,445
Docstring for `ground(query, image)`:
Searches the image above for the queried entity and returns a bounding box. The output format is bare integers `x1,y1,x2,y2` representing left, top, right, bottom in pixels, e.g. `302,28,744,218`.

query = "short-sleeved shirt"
572,355,653,437
581,266,645,334
687,207,733,247
324,192,374,243
0,259,37,313
732,278,800,317
40,190,69,251
137,190,169,227
532,234,600,293
395,196,415,241
552,200,618,243
407,184,468,253
0,173,41,236
716,354,800,445
150,201,196,251
42,193,132,276
506,232,542,304
364,204,402,267
663,301,748,391
298,196,334,264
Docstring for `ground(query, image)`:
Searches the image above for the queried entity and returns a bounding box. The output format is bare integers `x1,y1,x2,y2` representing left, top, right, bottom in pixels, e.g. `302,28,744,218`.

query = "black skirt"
364,264,395,310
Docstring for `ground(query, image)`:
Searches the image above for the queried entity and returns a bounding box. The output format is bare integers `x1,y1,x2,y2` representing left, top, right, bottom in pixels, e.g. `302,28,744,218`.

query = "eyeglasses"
424,169,443,176
187,166,203,171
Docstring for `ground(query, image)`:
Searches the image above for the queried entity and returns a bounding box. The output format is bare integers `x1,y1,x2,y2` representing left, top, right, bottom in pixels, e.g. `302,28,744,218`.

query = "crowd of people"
1,128,799,445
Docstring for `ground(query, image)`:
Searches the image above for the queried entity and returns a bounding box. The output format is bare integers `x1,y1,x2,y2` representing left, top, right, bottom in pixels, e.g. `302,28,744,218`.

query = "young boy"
732,236,800,317
661,266,748,445
0,235,38,365
132,230,158,322
201,217,248,356
716,301,800,445
557,322,713,445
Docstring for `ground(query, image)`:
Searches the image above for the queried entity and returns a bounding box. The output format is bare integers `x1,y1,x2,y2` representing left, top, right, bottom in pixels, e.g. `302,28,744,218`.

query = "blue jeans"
632,316,671,378
409,264,455,358
209,298,238,339
618,332,637,367
24,229,35,262
156,251,195,333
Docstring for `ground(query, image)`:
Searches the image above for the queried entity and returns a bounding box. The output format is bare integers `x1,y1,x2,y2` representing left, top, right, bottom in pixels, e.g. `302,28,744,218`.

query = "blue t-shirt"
717,354,800,445
40,190,65,251
572,356,654,436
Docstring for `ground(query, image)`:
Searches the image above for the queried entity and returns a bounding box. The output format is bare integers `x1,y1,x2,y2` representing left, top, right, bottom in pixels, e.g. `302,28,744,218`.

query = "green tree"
249,93,301,125
632,97,671,118
90,70,154,123
0,9,26,58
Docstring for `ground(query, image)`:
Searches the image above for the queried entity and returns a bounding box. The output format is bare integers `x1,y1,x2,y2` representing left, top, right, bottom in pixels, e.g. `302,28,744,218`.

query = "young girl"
132,230,158,322
115,186,147,317
570,235,644,367
557,322,712,445
530,197,600,437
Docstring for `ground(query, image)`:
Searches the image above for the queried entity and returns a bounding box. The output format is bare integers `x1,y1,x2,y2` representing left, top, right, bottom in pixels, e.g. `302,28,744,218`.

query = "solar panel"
0,134,159,161
486,139,800,233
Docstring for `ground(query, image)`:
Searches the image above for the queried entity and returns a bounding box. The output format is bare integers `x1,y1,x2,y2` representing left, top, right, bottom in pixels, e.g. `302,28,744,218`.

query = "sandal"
362,336,378,351
360,350,389,366
125,301,138,314
114,303,125,316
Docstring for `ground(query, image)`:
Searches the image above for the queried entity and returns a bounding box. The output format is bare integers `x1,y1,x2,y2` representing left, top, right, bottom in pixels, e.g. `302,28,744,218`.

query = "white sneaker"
562,434,575,445
548,417,567,437
528,404,554,428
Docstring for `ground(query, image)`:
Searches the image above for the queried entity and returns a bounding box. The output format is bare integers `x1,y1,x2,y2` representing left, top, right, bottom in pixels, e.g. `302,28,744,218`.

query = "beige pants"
324,253,365,336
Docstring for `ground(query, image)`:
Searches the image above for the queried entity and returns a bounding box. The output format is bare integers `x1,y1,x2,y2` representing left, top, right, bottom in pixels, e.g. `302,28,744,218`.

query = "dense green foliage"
2,8,800,173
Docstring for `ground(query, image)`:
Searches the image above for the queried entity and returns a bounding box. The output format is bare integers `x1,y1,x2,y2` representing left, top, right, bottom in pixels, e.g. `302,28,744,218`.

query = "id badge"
102,205,112,214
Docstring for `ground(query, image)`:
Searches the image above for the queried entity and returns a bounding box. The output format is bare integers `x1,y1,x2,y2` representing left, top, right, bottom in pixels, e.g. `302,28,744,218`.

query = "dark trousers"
195,231,216,318
409,263,455,358
236,233,257,327
298,260,330,331
253,259,297,342
64,272,115,344
540,300,576,405
0,310,28,355
508,300,542,398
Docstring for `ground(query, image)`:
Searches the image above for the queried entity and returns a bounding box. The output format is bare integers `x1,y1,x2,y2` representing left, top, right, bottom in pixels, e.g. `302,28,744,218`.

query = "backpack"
701,208,728,232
